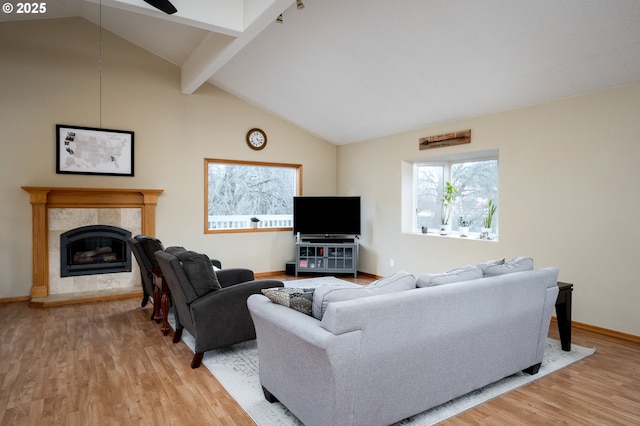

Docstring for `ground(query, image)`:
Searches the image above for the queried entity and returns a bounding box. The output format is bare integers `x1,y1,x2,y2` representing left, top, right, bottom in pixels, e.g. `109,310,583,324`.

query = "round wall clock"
246,128,267,150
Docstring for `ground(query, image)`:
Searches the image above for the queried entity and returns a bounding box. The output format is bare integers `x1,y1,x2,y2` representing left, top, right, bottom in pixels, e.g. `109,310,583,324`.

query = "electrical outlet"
390,258,395,267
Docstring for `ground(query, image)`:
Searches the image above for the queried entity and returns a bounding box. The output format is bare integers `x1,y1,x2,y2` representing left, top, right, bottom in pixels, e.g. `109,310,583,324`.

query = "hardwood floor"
442,326,640,425
1,273,638,425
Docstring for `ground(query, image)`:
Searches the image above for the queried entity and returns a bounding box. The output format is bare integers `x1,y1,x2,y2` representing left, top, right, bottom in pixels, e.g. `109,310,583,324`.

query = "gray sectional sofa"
247,258,559,426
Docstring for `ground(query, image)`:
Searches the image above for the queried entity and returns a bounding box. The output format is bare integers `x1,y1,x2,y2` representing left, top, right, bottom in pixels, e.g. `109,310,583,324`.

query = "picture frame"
56,124,134,176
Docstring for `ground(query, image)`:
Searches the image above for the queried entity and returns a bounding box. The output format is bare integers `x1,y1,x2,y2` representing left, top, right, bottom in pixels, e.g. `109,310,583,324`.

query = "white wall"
0,18,337,298
338,83,640,336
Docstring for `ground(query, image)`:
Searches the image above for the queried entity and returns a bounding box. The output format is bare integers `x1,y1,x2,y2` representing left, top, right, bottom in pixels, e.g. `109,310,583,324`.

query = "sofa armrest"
215,268,255,287
247,294,363,425
209,259,222,269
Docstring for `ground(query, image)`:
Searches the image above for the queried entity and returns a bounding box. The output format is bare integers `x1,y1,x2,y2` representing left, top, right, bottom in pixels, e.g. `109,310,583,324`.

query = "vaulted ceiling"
3,0,640,144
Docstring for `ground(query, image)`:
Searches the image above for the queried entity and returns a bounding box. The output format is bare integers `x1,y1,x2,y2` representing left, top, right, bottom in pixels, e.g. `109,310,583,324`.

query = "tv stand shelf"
295,238,358,277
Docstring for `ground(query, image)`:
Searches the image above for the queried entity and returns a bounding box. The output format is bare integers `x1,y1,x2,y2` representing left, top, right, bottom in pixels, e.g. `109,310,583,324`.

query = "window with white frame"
414,151,498,238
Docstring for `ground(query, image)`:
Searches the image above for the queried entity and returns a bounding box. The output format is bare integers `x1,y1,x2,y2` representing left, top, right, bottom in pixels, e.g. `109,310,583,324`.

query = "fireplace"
22,187,163,300
60,225,132,277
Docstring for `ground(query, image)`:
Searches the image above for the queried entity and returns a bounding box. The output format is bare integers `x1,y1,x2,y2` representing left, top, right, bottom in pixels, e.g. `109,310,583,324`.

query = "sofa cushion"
312,271,415,319
312,282,361,319
175,250,222,298
482,256,534,277
416,265,482,288
365,271,417,291
476,257,506,274
262,287,315,316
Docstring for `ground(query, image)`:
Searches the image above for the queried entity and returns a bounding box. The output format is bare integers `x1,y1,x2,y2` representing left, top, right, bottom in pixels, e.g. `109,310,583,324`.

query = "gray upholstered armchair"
155,248,284,368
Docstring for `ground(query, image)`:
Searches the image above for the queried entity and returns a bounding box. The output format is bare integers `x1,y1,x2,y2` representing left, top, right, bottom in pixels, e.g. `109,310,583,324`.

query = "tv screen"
293,196,361,236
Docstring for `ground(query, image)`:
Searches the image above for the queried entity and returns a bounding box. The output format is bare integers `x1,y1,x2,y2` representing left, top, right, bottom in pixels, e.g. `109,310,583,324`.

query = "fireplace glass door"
60,225,132,277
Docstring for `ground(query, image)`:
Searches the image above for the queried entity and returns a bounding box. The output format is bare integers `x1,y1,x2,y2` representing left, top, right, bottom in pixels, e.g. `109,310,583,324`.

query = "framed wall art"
56,124,135,176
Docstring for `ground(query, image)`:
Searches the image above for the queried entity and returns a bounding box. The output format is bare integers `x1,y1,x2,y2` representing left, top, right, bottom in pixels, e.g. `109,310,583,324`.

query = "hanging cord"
99,0,103,128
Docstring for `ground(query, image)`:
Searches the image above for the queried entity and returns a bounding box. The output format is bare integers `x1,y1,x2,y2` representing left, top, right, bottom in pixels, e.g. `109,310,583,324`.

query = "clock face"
247,128,267,150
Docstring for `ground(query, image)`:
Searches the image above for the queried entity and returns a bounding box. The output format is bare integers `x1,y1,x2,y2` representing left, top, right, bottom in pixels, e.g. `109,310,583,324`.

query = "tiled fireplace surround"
22,187,163,304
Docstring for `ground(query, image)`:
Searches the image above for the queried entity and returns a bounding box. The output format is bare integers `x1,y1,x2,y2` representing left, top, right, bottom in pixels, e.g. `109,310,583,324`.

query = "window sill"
205,227,291,234
413,231,499,241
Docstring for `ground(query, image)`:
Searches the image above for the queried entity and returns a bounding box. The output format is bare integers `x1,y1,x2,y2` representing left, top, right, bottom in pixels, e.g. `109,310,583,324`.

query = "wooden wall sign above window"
419,129,471,150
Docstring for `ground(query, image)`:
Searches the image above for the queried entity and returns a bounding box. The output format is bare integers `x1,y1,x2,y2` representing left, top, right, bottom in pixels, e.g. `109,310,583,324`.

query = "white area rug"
284,276,357,289
170,277,596,425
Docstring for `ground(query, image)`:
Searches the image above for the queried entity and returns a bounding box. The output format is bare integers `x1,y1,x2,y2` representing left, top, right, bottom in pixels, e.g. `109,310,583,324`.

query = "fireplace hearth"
60,225,132,277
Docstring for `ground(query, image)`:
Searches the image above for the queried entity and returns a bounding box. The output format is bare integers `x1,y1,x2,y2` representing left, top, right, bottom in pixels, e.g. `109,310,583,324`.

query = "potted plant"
440,182,458,234
457,216,472,237
481,200,496,239
250,217,260,229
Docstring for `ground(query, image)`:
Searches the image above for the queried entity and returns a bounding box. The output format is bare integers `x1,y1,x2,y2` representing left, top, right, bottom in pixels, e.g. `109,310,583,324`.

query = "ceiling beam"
180,0,294,94
99,0,246,35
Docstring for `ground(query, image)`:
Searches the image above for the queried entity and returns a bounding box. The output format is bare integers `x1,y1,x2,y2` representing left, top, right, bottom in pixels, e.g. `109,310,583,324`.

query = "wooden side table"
152,267,171,336
556,282,573,351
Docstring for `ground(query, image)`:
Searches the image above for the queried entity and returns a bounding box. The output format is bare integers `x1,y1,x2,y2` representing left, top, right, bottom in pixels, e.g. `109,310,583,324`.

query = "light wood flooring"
1,273,639,425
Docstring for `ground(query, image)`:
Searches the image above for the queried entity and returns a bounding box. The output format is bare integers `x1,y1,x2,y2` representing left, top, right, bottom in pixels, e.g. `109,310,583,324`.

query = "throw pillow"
482,256,533,277
262,287,315,316
175,250,222,298
415,265,482,288
312,271,415,319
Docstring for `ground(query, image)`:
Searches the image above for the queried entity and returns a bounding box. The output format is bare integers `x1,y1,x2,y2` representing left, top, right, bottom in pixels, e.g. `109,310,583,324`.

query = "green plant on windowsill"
458,216,472,237
458,216,473,227
440,181,458,226
483,200,497,229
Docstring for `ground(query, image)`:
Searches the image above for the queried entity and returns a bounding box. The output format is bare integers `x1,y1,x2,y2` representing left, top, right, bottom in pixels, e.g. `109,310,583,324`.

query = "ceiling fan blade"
143,0,177,14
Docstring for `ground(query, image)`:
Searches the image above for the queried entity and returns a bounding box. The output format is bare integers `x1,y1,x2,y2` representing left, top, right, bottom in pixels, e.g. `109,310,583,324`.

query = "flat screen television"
293,196,361,236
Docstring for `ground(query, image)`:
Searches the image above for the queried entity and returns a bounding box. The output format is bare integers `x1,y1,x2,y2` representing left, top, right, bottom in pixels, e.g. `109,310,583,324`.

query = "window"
413,151,498,238
205,159,302,233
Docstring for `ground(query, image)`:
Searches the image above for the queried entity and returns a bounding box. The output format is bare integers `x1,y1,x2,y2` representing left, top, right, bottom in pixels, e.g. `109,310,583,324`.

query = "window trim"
204,158,303,234
404,149,499,240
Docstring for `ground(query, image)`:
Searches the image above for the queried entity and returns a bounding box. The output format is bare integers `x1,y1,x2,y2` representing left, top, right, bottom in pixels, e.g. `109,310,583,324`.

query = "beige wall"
339,83,640,336
0,18,337,298
2,18,639,338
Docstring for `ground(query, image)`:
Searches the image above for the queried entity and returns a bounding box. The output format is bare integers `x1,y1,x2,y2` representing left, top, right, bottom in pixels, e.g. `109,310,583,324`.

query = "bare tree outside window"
415,157,498,236
451,159,498,231
205,159,302,233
